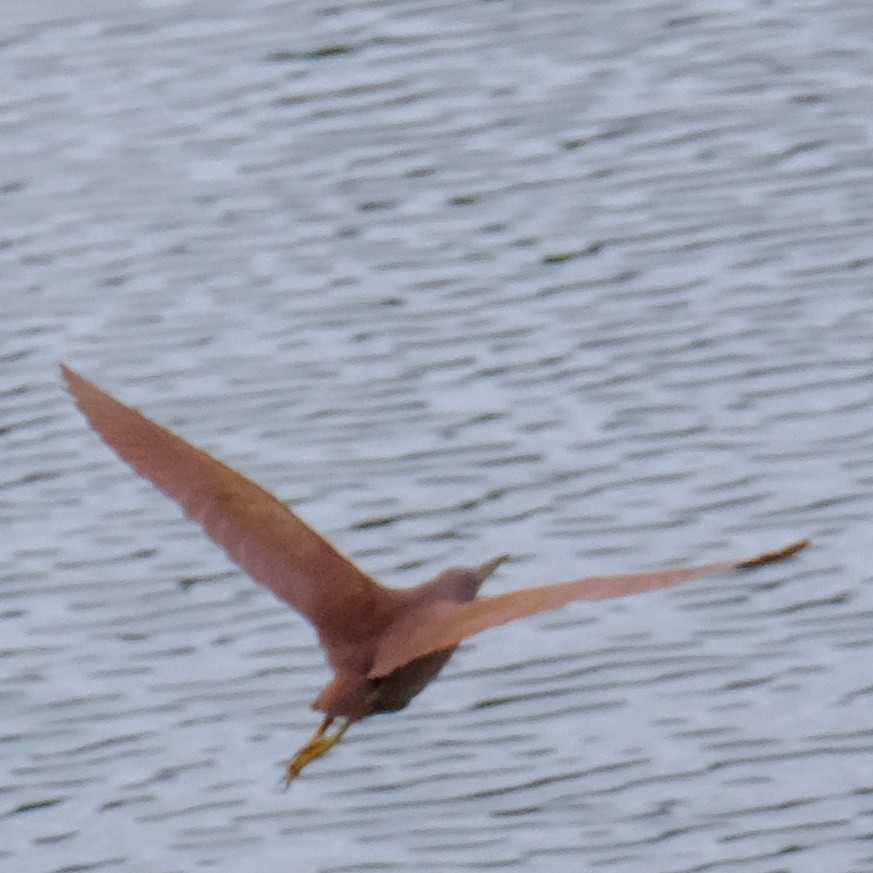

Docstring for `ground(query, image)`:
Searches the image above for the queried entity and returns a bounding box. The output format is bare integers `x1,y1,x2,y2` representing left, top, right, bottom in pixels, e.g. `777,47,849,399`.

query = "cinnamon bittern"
61,365,809,785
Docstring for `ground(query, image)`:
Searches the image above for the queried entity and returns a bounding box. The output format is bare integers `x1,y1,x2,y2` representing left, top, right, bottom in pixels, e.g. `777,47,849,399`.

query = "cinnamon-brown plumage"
61,365,809,784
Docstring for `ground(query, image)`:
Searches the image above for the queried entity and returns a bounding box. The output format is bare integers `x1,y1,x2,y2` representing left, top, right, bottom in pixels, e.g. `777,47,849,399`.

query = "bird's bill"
477,554,510,581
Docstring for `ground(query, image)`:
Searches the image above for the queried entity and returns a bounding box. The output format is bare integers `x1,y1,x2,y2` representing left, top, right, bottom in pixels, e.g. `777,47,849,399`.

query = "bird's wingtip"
59,362,78,385
737,537,810,569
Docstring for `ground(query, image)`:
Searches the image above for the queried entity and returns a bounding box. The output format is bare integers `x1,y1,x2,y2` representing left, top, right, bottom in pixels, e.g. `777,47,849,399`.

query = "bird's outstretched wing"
370,539,809,678
61,365,397,646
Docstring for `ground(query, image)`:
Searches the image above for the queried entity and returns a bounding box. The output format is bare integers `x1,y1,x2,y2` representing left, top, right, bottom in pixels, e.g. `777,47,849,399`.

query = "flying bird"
61,365,809,785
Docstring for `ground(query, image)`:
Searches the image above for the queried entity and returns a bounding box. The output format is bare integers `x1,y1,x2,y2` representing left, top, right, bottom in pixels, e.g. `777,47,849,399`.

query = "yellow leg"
283,717,351,787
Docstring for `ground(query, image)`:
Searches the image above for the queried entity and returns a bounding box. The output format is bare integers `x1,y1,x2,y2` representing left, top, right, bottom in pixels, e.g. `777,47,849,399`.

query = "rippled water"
3,1,872,871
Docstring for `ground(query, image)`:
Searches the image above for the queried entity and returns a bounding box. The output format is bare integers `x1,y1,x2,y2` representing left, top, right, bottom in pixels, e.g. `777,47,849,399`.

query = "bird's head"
428,554,510,603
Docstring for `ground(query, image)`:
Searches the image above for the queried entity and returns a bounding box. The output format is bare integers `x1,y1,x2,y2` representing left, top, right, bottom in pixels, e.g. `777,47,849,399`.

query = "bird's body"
61,364,809,784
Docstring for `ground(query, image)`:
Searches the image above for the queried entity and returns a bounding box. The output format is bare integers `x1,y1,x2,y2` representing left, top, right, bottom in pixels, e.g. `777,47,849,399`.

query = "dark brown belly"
369,648,456,713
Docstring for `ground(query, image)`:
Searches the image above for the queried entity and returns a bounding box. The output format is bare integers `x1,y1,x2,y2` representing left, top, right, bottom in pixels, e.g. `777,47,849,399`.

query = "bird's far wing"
62,365,395,643
369,539,809,678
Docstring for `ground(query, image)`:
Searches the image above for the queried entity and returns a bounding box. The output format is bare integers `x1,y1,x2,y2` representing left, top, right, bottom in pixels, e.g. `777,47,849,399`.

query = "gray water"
2,1,872,871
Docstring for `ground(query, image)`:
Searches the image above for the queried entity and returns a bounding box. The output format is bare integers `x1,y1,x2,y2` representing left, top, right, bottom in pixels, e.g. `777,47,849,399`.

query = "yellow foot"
282,717,351,788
